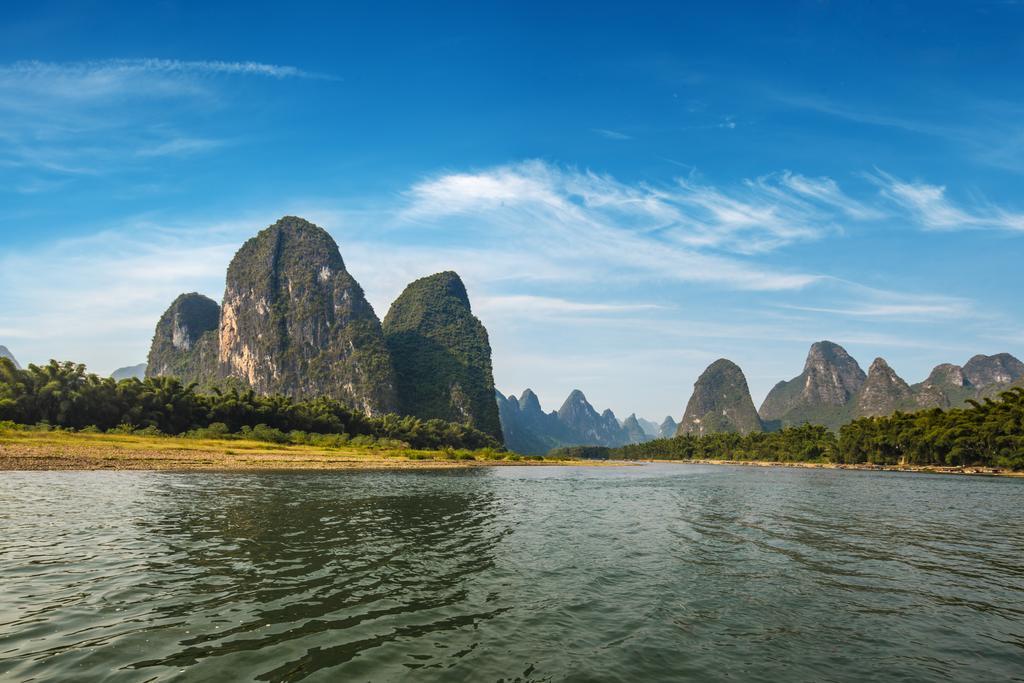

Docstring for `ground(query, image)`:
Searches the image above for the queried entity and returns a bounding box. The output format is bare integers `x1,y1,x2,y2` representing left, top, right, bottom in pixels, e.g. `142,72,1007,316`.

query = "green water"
1,465,1022,682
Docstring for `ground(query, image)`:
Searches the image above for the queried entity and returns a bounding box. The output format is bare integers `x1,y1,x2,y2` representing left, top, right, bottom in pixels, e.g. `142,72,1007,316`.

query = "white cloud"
402,160,877,287
476,295,663,317
780,302,972,319
3,160,1016,403
869,170,1024,232
773,172,885,221
0,59,323,102
0,58,321,179
591,128,633,140
136,137,226,158
774,91,1024,173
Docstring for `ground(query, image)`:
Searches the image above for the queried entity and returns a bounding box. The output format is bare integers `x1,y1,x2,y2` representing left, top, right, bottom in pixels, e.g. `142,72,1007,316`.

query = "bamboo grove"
0,359,499,450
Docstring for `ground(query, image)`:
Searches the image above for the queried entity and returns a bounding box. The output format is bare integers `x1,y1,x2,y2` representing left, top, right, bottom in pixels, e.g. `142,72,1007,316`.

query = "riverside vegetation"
0,358,499,451
558,386,1024,470
3,217,1022,468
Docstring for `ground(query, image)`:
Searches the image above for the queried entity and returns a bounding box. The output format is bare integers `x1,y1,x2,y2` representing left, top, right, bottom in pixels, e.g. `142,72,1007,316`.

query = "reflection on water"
1,465,1023,681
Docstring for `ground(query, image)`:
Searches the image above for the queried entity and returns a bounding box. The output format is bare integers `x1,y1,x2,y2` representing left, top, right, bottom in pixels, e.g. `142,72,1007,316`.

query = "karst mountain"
677,359,763,436
146,216,500,439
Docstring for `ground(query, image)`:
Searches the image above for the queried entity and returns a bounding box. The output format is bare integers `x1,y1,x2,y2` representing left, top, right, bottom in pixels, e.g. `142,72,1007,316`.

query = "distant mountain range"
0,345,20,370
27,216,1023,456
496,388,658,454
111,363,147,381
664,341,1024,438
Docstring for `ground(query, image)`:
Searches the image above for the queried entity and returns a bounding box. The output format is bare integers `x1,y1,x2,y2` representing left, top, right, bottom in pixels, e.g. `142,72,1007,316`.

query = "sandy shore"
645,458,1024,477
0,431,595,472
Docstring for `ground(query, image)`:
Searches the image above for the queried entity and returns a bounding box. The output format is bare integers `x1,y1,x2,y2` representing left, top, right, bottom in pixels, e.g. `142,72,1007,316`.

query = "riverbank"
0,429,591,471
645,458,1024,477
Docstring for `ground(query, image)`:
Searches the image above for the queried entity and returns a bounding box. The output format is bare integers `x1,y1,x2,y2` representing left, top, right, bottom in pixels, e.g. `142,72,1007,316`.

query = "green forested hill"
219,216,397,414
678,359,763,436
383,271,502,441
145,292,220,386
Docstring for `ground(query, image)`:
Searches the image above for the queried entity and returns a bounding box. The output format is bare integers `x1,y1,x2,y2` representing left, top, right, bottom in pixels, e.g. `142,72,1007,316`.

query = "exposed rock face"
559,390,627,444
0,345,20,370
759,341,866,431
963,353,1024,391
912,364,973,409
911,354,1023,408
218,216,397,415
678,359,763,436
111,363,147,381
146,216,513,423
145,293,221,385
658,416,678,438
855,358,914,417
383,271,502,441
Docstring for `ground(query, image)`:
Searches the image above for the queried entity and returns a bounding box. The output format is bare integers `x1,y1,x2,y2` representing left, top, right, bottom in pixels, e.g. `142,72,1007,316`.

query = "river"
1,464,1022,681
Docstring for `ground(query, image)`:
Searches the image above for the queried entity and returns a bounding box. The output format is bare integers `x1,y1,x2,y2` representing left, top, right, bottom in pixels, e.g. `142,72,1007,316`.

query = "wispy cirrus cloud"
476,295,663,317
0,58,324,181
0,59,325,102
1,160,1016,394
774,91,1024,173
591,128,633,140
868,170,1024,232
404,160,874,264
135,136,227,158
781,301,973,320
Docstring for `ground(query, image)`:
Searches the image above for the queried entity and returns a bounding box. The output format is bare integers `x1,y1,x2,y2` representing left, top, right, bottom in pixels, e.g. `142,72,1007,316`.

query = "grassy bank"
0,427,587,471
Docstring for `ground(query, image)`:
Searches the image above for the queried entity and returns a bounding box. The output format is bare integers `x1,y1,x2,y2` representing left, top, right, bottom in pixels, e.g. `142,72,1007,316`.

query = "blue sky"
2,1,1024,421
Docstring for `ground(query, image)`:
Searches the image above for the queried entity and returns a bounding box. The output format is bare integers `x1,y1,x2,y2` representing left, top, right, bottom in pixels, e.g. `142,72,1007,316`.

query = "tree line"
604,387,1024,470
0,359,499,450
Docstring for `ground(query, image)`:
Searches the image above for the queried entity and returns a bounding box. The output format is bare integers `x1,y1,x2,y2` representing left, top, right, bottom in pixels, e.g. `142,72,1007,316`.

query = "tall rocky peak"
518,388,543,414
800,341,867,404
759,341,865,431
0,345,20,369
146,293,221,384
557,390,628,445
855,358,913,417
659,416,678,438
497,388,565,454
622,413,648,444
924,363,968,388
679,359,763,436
962,353,1024,389
383,270,502,441
557,389,591,421
912,363,972,409
219,216,397,415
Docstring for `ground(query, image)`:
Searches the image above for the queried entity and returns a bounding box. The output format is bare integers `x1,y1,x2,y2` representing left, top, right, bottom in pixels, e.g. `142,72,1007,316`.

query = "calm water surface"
1,464,1023,682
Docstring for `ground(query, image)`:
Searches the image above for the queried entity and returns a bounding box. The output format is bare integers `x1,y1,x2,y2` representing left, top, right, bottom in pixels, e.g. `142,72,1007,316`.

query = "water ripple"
1,467,1023,681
